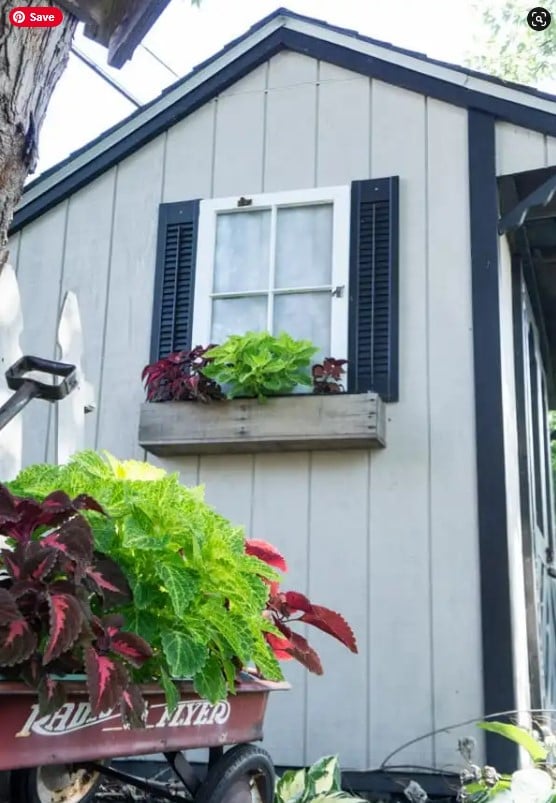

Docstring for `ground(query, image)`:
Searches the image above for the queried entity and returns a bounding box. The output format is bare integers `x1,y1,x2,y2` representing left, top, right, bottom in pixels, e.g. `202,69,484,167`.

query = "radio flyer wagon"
0,357,290,803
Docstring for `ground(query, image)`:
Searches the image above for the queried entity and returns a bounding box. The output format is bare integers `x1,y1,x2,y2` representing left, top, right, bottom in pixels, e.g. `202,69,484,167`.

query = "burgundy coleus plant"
142,345,225,403
245,539,357,674
0,485,153,724
312,357,348,394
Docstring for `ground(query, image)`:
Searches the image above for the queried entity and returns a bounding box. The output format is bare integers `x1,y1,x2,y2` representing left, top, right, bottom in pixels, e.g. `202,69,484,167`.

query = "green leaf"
276,769,308,803
130,579,156,610
193,654,227,702
160,667,180,714
156,564,198,615
477,721,547,762
122,511,170,551
161,631,208,677
308,756,342,795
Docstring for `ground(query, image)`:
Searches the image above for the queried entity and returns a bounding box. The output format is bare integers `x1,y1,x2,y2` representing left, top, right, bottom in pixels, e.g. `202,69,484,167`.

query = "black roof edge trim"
11,22,556,235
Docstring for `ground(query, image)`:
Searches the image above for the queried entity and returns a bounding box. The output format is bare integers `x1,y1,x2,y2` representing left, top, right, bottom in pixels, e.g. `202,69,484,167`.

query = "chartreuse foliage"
275,755,365,803
202,331,318,401
7,451,284,708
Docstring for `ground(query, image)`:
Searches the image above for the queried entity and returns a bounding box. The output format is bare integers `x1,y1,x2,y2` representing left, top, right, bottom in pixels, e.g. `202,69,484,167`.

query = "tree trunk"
0,1,77,269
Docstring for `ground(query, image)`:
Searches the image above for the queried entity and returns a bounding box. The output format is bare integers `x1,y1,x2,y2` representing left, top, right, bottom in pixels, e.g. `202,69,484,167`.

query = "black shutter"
348,177,399,401
150,200,200,363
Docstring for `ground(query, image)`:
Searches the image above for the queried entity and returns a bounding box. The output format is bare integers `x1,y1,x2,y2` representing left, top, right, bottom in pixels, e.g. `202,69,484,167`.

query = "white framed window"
191,186,351,365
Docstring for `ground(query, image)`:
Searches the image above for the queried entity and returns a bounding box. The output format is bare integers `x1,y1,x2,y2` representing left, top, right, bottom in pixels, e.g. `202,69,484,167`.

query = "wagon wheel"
10,764,102,803
195,744,275,803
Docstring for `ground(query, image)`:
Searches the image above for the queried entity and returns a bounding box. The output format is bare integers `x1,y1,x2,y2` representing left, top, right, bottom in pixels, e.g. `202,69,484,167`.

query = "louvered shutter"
150,200,200,362
348,177,399,401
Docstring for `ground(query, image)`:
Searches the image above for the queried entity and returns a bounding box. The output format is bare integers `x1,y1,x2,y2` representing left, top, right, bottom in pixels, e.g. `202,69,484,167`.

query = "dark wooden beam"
107,0,173,68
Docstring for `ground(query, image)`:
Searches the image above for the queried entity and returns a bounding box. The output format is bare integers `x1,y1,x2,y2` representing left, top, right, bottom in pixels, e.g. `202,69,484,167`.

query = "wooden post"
0,265,23,481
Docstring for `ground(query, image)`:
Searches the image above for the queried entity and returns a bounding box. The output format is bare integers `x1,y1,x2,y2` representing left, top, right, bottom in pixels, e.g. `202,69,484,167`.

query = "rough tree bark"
0,1,77,270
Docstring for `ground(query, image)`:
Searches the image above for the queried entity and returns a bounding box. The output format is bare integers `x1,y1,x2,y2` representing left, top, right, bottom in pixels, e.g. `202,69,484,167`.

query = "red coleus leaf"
110,631,153,668
264,632,293,661
37,675,66,716
0,618,37,666
85,646,128,716
43,593,83,665
283,591,313,614
73,495,106,515
3,498,44,543
120,683,147,729
43,515,93,566
1,546,23,579
0,485,19,521
23,543,59,581
300,605,358,653
245,539,288,572
284,628,323,675
0,588,22,623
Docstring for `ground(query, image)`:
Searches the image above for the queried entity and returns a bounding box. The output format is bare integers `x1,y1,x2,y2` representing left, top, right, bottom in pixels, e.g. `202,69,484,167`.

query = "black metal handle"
5,355,77,401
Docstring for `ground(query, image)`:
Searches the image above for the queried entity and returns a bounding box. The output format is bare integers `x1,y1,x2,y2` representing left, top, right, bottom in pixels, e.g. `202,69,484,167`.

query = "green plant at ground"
6,451,357,712
275,755,366,803
459,719,556,803
202,331,318,401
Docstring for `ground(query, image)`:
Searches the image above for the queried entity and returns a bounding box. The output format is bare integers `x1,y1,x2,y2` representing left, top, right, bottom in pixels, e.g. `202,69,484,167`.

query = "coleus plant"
245,540,357,673
312,358,348,395
0,485,153,723
7,451,358,712
142,345,224,403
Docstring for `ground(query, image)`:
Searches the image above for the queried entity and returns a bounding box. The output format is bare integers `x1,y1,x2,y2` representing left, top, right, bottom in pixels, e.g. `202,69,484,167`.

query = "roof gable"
12,7,556,233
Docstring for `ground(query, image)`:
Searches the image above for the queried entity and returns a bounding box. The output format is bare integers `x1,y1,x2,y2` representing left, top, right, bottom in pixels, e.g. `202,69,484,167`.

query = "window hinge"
331,285,345,298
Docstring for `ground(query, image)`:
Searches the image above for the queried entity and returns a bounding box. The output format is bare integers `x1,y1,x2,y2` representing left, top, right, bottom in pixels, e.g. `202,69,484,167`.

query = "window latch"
331,285,345,298
237,196,252,207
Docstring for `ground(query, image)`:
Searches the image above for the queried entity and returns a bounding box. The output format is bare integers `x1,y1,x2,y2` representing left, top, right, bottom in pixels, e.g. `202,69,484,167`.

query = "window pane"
274,292,331,363
211,296,267,343
214,210,270,293
275,204,333,289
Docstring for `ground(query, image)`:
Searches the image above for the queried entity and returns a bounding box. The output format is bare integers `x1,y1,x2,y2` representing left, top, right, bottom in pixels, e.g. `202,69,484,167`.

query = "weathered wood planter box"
138,392,386,456
0,677,288,771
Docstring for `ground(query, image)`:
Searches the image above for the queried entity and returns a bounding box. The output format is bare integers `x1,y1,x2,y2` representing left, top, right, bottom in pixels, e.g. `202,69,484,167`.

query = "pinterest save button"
9,7,64,27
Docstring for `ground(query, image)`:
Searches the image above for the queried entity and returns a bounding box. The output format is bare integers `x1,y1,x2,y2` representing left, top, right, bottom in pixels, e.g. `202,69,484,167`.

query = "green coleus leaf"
156,564,199,616
122,511,170,551
161,631,208,677
160,667,180,714
477,721,547,763
193,654,227,702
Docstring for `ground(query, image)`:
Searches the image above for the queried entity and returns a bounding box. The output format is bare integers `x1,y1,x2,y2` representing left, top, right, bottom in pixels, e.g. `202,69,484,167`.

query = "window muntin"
192,186,350,366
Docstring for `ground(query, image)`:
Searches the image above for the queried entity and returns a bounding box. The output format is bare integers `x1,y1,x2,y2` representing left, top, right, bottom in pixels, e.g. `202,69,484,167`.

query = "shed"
5,7,556,786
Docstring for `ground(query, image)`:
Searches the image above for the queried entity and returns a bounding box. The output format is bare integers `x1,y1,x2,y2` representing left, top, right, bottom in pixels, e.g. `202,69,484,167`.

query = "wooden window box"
138,393,386,456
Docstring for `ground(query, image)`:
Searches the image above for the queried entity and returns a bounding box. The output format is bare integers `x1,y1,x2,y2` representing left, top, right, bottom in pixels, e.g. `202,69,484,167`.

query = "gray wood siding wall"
12,54,541,772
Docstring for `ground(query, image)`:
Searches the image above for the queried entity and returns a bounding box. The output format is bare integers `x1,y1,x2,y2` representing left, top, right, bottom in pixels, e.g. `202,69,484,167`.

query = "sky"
33,0,550,178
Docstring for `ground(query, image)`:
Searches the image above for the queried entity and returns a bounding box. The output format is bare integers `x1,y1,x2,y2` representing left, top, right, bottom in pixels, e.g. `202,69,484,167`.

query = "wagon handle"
0,356,77,432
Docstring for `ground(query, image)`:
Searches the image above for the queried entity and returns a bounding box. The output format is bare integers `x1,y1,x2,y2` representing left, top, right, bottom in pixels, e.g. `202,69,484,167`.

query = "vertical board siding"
15,203,67,467
495,123,547,174
212,66,267,197
250,453,311,766
7,231,21,274
316,64,371,186
163,103,216,202
264,52,318,191
95,138,165,458
368,80,434,769
426,100,483,766
546,136,556,164
306,451,370,769
55,170,116,450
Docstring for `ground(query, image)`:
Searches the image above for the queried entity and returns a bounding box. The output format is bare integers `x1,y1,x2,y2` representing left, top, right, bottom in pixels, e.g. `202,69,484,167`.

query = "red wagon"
0,674,290,802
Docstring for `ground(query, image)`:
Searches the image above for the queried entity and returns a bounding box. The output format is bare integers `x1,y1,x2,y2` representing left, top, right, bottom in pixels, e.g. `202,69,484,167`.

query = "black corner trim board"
10,24,556,235
468,109,517,771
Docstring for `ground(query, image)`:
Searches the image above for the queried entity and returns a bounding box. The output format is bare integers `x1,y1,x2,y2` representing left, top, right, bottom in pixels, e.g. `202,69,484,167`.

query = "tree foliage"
465,0,556,87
